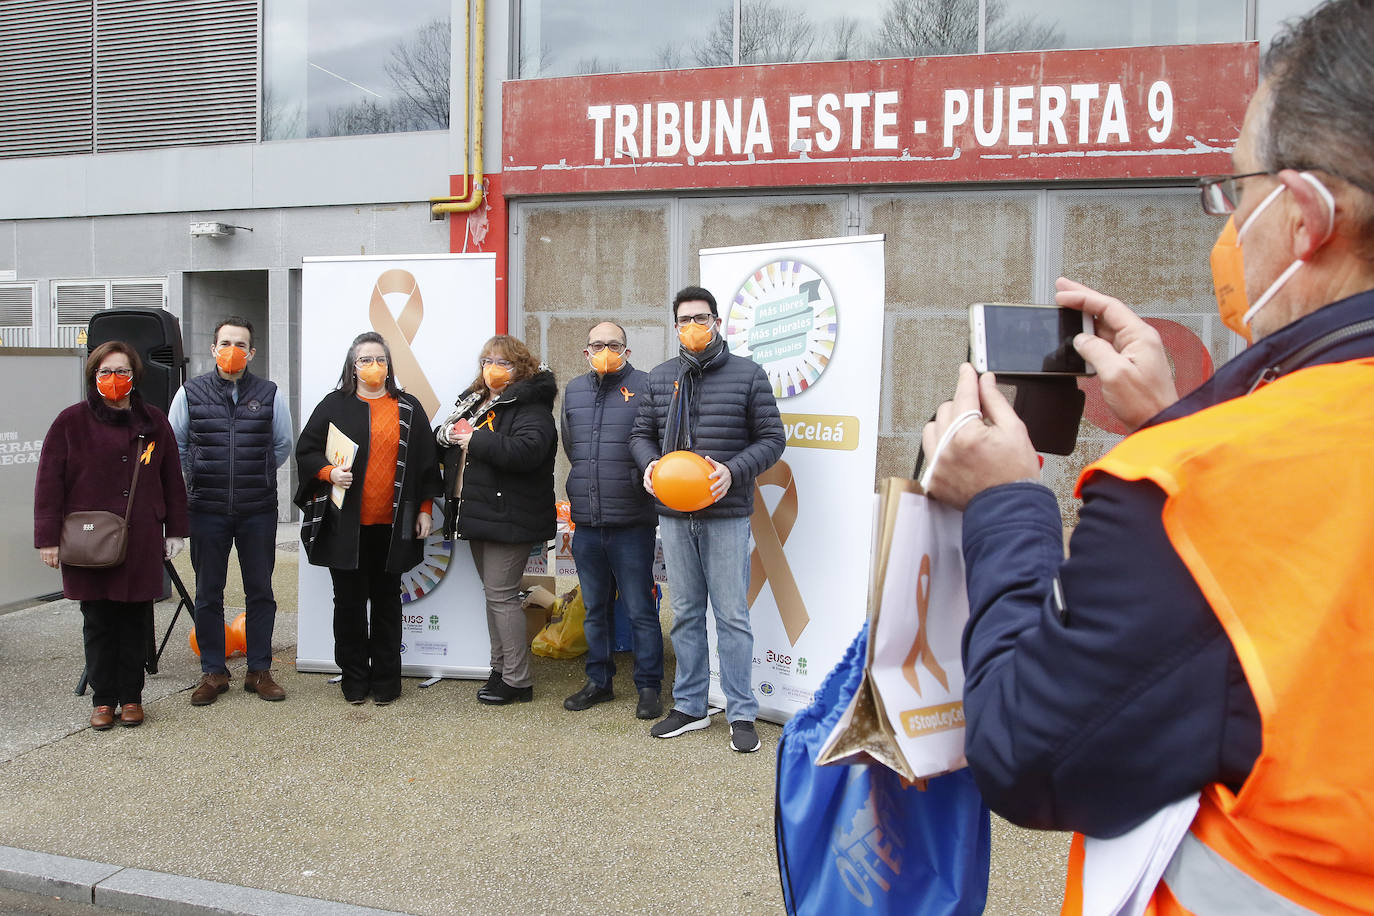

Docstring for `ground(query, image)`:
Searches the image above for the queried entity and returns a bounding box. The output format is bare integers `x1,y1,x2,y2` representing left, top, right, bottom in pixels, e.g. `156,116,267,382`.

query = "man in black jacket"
169,316,293,705
560,321,664,720
631,286,785,753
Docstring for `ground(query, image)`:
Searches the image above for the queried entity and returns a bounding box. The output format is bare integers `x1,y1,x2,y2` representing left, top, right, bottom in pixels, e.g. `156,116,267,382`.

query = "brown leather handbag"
59,434,146,569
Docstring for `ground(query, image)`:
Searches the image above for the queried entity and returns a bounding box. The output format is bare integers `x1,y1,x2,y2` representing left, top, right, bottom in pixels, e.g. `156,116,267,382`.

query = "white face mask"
1236,172,1336,329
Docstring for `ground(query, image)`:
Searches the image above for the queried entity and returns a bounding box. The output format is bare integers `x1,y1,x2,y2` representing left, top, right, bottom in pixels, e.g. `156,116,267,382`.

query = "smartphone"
968,303,1095,375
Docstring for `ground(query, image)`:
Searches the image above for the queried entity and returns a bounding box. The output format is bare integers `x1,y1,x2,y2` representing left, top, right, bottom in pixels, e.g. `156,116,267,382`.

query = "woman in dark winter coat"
294,332,442,706
34,341,190,731
436,335,556,705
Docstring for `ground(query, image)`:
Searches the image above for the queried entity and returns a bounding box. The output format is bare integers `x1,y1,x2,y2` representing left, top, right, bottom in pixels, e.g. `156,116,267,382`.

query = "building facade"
0,0,1322,518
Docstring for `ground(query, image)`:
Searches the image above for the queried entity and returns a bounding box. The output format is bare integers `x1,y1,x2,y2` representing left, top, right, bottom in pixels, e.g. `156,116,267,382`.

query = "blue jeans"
189,508,278,674
658,514,757,721
571,524,663,691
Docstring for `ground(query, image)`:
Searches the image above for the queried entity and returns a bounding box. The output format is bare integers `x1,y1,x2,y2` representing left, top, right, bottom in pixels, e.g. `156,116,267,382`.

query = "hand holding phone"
1054,278,1179,430
969,303,1095,376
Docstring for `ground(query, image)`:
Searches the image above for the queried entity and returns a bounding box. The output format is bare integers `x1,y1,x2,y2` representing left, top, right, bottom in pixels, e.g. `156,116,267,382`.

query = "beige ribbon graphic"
369,269,440,420
748,460,810,645
902,554,949,696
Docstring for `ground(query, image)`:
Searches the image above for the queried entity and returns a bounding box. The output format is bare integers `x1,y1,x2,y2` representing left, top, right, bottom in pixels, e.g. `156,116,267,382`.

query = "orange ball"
227,612,248,657
651,450,717,513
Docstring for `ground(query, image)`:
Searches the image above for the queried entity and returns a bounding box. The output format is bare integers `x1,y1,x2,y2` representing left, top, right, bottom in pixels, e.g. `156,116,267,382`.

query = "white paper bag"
868,487,970,777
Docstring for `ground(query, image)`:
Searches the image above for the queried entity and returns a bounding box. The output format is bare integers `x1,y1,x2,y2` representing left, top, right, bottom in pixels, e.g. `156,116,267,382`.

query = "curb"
0,846,412,916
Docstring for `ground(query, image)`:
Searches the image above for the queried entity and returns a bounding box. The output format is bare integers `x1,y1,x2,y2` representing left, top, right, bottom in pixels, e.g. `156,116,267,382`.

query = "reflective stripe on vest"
1163,833,1319,916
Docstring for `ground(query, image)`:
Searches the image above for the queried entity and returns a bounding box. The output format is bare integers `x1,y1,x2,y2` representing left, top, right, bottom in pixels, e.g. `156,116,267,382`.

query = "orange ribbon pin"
140,442,155,465
620,386,634,402
902,554,949,696
475,410,496,432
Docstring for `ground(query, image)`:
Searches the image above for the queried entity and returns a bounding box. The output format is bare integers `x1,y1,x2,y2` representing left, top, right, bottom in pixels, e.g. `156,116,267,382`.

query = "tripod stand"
73,558,195,696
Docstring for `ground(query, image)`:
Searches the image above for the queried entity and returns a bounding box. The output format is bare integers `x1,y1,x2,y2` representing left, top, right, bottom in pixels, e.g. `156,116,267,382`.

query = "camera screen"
983,305,1088,374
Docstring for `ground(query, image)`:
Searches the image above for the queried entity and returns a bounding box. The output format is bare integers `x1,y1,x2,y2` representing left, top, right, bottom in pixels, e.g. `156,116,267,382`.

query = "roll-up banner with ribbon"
699,235,884,723
298,254,497,679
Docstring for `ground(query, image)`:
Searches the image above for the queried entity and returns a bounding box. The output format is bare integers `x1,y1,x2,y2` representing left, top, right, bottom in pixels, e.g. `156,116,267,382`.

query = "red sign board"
502,43,1257,196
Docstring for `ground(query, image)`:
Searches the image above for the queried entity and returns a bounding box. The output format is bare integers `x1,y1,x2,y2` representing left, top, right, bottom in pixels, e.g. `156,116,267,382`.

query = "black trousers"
81,599,150,708
329,525,402,701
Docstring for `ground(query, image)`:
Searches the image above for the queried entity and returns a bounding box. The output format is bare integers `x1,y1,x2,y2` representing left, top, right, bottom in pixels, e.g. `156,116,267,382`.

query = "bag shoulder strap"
124,434,147,520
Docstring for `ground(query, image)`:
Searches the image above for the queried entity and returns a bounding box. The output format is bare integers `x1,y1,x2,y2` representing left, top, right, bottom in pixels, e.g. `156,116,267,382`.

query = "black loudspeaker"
87,308,187,414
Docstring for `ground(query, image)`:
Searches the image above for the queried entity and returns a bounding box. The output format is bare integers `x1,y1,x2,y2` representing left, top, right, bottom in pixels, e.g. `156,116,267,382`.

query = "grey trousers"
470,540,536,688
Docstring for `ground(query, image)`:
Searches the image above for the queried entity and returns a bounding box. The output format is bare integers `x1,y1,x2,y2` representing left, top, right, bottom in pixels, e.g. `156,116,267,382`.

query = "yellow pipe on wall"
431,0,484,217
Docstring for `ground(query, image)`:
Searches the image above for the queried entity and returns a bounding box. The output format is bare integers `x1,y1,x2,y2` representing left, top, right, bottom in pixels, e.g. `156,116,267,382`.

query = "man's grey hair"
1260,0,1374,258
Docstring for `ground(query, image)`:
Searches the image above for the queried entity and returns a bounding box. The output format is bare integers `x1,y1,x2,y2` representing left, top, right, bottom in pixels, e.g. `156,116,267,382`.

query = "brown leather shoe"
191,672,230,706
244,669,285,701
90,706,115,730
119,703,144,727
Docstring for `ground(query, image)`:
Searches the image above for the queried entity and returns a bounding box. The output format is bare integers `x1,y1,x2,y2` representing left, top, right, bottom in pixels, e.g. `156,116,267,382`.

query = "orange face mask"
483,363,512,391
1210,172,1335,343
589,348,625,375
215,346,248,374
678,321,714,352
96,373,133,401
1209,216,1252,343
357,363,388,388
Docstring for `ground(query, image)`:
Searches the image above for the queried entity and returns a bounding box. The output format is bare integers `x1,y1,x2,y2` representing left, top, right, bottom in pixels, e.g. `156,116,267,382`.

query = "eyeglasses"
96,368,133,379
1198,171,1274,216
586,342,626,354
675,313,715,328
480,357,514,369
354,356,388,368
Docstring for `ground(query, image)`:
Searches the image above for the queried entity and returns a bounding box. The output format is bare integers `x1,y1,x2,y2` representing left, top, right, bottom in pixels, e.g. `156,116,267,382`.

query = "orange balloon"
651,450,717,513
227,613,247,657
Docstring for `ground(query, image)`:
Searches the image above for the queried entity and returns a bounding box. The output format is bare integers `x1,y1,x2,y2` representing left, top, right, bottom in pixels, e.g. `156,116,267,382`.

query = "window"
263,0,451,140
520,0,1257,77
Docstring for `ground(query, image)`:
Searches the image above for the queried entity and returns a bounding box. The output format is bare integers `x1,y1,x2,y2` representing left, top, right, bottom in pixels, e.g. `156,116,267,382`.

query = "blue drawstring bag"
775,623,991,916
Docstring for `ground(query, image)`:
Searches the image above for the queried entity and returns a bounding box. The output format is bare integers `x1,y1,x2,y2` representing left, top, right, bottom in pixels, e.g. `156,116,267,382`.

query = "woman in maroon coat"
34,341,190,730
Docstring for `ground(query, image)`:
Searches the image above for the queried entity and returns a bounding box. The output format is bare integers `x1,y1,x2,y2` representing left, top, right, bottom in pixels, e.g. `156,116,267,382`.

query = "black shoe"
478,678,533,705
373,694,399,706
635,687,663,720
482,669,502,692
564,680,614,711
650,708,710,738
730,719,761,753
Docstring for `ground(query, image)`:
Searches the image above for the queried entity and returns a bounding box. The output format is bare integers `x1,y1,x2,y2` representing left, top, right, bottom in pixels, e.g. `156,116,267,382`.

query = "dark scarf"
86,387,156,435
664,332,728,452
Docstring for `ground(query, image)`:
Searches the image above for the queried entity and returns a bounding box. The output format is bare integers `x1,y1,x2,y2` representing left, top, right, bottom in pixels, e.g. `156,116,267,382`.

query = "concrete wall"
511,185,1232,514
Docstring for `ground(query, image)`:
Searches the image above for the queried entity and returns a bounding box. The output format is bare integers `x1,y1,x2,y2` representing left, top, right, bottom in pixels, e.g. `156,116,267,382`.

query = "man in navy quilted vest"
169,316,293,705
560,321,664,720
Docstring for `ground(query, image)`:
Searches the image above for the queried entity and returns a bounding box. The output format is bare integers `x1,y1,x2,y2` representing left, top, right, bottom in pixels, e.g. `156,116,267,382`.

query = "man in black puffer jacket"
561,321,664,720
631,286,785,754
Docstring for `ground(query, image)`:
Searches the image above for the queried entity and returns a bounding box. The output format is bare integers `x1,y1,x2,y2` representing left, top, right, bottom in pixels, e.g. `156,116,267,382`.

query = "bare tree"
826,16,866,60
694,0,817,66
385,17,450,129
575,56,624,76
653,41,683,70
871,0,1059,57
261,83,305,140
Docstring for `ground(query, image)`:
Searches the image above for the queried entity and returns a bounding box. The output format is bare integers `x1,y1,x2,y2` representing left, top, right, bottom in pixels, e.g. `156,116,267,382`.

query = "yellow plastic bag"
531,585,588,659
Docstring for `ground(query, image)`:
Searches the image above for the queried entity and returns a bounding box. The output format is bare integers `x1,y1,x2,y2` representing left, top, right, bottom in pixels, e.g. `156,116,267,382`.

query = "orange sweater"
316,395,431,526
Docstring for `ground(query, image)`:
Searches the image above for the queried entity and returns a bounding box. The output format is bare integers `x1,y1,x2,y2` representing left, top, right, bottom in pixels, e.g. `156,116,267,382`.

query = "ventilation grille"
55,282,108,325
0,284,36,347
0,0,94,158
94,0,259,151
112,281,165,309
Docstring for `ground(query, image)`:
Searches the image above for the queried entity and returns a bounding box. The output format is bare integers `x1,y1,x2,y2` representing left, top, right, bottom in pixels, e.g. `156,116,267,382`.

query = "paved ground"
0,527,1068,915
